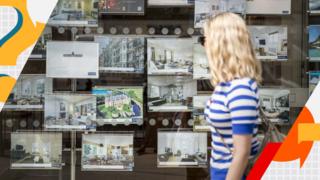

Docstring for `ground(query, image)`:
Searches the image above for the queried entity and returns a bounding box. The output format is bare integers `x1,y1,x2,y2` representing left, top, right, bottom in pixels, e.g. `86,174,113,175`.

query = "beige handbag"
244,109,286,174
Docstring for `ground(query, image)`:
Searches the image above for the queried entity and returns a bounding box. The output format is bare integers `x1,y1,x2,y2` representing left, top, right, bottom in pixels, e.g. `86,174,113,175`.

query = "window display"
194,0,246,28
259,89,290,123
309,25,320,61
82,133,134,171
30,28,52,59
147,38,193,75
0,0,309,179
248,26,288,61
95,36,144,73
47,41,99,79
148,76,197,112
246,0,291,15
10,132,62,169
5,75,46,110
44,94,97,130
309,0,320,13
309,72,320,95
148,0,194,6
157,130,207,167
92,86,143,125
193,43,210,79
48,0,98,27
99,0,144,15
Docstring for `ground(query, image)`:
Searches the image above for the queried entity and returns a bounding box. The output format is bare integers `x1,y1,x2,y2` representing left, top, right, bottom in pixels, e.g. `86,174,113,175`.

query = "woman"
203,13,262,180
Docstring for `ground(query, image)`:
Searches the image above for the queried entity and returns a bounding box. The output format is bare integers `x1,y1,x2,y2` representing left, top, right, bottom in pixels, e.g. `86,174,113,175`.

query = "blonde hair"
204,12,262,86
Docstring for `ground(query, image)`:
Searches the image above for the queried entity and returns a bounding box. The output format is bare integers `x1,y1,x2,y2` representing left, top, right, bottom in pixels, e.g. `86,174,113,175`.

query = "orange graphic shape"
273,107,314,167
0,76,16,102
298,124,320,143
0,0,45,66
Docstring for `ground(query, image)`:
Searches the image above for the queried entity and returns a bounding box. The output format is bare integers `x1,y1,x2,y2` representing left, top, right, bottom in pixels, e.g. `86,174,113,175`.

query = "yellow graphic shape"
0,0,45,65
298,123,320,143
0,76,16,102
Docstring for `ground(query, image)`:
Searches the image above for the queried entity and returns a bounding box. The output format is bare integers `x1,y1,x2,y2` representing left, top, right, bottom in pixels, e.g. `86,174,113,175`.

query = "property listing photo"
194,0,245,28
193,95,210,109
157,130,207,168
82,133,134,171
147,38,193,75
246,0,291,15
10,132,62,169
48,0,99,26
309,72,320,95
92,86,143,125
46,41,99,79
99,0,145,15
193,95,211,132
94,36,145,73
5,75,46,110
259,89,290,123
248,26,288,61
30,27,52,59
193,43,210,80
309,25,320,61
310,0,320,13
44,94,97,130
193,110,211,132
148,76,197,112
148,0,194,6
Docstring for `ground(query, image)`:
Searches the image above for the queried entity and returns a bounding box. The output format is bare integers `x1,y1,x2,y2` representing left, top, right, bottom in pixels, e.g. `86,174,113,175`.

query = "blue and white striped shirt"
204,78,260,171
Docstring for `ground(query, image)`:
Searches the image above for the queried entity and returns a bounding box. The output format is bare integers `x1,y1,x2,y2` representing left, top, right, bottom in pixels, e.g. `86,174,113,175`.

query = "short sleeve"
226,80,259,135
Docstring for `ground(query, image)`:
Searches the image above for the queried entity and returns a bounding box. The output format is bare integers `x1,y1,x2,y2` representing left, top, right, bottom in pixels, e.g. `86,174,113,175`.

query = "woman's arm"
226,80,259,180
226,135,252,180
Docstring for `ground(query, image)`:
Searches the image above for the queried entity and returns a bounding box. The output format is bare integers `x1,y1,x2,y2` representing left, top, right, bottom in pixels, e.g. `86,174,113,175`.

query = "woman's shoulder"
225,78,258,94
229,77,257,87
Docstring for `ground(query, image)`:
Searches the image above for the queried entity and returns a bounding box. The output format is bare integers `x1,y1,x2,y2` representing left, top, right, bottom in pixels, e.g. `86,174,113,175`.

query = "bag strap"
212,126,233,154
